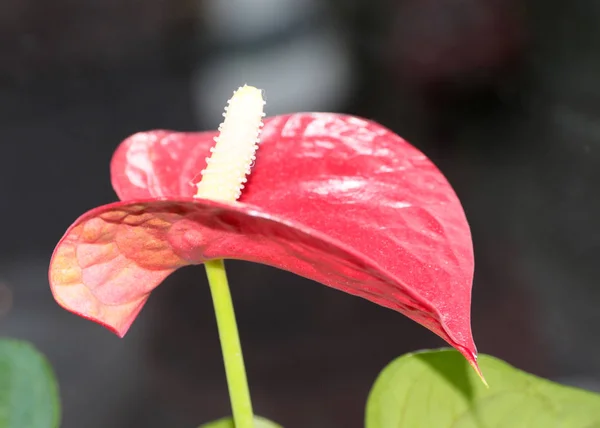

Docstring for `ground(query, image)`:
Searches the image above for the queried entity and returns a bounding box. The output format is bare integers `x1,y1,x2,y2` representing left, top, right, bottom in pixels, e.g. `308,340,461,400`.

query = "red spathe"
49,113,478,368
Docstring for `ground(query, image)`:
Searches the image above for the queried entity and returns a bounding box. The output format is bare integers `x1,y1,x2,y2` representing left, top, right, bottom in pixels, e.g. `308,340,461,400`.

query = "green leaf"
366,349,600,428
199,415,282,428
0,339,60,428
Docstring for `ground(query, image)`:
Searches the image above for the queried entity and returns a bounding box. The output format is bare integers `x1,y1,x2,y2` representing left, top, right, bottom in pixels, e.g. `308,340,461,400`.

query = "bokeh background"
1,0,600,426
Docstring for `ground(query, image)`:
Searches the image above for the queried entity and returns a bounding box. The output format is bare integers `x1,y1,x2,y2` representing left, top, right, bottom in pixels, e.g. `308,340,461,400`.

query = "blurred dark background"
1,0,599,426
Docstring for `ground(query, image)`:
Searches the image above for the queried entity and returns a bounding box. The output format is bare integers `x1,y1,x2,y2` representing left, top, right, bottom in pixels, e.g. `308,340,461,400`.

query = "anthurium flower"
49,109,479,370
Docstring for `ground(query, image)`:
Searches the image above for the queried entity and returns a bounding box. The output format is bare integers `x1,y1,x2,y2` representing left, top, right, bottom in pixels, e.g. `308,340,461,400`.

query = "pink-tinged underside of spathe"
50,112,477,365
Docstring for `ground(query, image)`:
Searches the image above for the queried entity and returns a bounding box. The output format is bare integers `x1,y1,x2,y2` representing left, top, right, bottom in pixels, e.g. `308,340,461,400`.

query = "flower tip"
62,303,132,338
235,84,263,100
228,84,265,114
96,319,128,338
464,350,488,387
451,344,487,387
470,360,488,387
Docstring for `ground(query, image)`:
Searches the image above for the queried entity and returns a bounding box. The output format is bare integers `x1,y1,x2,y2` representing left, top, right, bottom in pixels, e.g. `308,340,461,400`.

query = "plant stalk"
204,259,254,428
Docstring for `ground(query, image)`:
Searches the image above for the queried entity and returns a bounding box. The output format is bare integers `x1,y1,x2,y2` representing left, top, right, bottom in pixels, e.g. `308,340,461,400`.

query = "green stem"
204,259,254,428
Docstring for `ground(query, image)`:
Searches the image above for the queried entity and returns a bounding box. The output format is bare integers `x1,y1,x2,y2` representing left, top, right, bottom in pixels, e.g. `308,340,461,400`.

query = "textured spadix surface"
49,113,478,366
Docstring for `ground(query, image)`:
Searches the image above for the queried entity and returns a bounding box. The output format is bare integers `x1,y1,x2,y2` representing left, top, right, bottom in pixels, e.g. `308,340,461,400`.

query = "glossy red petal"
55,113,477,364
